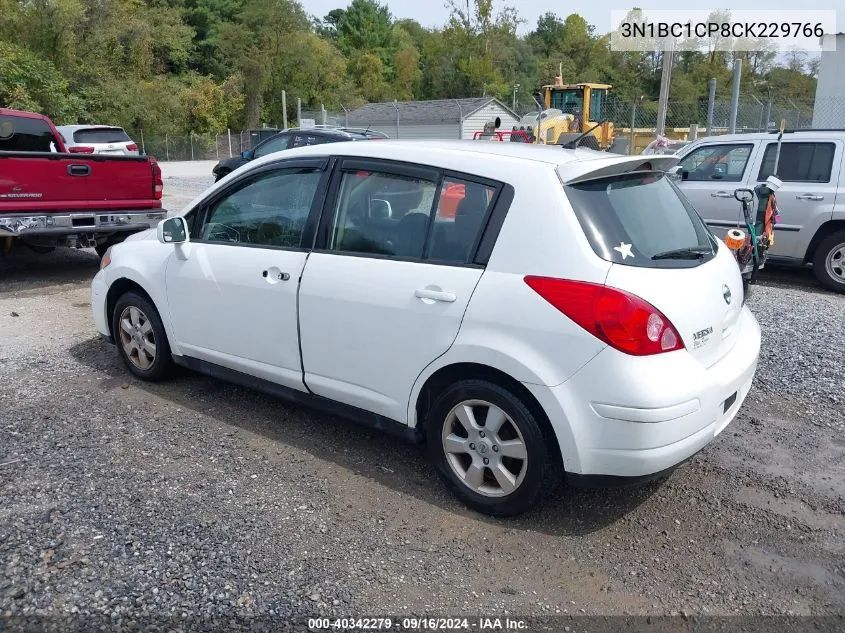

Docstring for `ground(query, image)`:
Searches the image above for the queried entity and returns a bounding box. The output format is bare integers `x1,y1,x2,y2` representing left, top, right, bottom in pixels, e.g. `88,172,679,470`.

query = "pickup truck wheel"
112,291,173,381
426,379,562,517
812,230,845,293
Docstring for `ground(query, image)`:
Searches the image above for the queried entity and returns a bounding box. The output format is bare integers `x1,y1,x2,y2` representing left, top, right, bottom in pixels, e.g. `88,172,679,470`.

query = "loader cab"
542,81,611,131
541,79,614,149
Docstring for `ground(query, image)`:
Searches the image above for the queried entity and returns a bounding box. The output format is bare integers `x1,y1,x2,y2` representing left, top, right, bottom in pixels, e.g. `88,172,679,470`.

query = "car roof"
244,139,679,180
0,108,52,121
690,130,845,144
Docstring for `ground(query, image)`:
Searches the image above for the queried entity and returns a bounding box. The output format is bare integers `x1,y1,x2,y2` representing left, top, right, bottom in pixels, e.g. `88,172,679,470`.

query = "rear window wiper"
651,246,712,260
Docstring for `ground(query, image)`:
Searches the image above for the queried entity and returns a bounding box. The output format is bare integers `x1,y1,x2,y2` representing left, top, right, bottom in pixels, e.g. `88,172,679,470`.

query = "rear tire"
111,291,173,382
426,379,562,517
812,230,845,293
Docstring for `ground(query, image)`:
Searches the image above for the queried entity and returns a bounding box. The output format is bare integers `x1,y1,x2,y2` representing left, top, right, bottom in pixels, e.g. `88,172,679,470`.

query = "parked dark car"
212,126,389,182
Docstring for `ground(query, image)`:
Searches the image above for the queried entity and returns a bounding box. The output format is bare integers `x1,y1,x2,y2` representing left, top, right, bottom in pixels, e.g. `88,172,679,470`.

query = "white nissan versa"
90,140,761,517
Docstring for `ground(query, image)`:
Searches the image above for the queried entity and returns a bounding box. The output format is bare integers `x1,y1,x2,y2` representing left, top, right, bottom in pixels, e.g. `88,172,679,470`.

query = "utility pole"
281,90,287,129
655,39,675,138
512,84,520,111
728,59,742,134
706,78,716,136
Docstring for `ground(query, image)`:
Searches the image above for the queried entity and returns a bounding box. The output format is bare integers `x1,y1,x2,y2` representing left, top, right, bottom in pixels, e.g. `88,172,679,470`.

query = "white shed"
812,33,845,128
346,98,521,140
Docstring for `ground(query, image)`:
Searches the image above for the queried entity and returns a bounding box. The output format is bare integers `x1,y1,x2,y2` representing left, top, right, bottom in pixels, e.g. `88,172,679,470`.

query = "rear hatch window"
564,171,717,268
73,127,131,143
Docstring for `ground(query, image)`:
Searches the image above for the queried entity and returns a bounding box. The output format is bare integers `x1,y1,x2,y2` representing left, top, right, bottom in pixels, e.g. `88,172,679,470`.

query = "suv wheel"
112,291,173,381
426,379,562,517
813,230,845,293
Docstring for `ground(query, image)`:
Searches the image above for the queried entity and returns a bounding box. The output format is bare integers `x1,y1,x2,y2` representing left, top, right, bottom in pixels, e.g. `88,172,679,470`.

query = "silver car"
673,130,845,292
56,125,140,155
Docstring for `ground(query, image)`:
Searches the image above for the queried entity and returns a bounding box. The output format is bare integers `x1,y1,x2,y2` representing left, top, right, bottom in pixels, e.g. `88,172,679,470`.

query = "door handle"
710,191,733,198
415,288,456,303
795,194,824,201
67,164,90,176
262,269,290,281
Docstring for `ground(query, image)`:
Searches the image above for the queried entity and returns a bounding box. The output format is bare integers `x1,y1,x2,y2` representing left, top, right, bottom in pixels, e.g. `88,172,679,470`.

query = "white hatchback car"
91,140,761,516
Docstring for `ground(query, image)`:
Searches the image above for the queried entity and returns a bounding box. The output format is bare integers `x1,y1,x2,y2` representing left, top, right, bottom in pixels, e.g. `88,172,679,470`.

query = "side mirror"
242,150,253,160
157,216,188,245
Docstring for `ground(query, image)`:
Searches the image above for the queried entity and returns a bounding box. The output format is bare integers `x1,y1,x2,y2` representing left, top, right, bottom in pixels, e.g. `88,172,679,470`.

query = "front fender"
103,242,180,355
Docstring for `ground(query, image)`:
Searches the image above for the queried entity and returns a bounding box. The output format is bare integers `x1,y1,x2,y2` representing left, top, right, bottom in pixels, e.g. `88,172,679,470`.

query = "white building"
346,98,521,140
812,33,845,128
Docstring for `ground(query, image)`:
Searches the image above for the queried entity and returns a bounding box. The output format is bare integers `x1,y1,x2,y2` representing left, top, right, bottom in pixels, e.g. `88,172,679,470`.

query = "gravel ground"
1,174,844,628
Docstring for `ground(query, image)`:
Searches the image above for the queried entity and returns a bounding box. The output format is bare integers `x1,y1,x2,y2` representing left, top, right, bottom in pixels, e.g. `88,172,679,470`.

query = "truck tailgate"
0,152,160,212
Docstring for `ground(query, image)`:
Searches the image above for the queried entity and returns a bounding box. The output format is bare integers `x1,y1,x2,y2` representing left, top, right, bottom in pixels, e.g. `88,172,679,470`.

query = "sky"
304,0,845,37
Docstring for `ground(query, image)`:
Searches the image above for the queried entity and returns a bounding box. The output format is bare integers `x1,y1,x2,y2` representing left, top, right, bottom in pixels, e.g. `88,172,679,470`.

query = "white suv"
90,141,761,517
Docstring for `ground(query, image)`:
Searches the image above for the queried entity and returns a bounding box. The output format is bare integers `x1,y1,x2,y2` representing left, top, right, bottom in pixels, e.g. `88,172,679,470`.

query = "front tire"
812,230,845,293
426,379,562,517
111,291,173,381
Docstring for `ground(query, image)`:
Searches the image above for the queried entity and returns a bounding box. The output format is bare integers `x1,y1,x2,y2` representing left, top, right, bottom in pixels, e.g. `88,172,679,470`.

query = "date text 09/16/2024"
307,617,528,631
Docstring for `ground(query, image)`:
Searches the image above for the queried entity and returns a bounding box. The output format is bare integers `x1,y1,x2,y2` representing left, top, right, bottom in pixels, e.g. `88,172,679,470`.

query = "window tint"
757,142,835,182
0,115,55,152
678,144,752,182
253,134,291,158
564,172,716,269
326,169,498,264
428,178,496,263
290,134,328,148
329,170,437,258
73,127,131,143
200,168,322,248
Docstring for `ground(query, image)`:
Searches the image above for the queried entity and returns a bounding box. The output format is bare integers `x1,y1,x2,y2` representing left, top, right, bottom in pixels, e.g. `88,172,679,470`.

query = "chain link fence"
137,96,842,161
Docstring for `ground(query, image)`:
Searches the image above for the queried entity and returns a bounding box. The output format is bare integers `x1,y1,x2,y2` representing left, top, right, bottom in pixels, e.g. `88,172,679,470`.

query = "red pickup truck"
0,108,166,257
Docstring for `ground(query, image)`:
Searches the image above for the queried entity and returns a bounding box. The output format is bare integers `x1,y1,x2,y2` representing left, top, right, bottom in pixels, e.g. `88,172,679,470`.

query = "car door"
752,140,843,260
675,141,760,239
163,158,329,389
297,158,504,423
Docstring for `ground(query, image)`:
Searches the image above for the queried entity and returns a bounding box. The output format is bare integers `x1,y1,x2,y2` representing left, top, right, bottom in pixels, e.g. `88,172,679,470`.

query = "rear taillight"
524,276,684,356
151,159,163,200
68,146,94,153
126,143,138,152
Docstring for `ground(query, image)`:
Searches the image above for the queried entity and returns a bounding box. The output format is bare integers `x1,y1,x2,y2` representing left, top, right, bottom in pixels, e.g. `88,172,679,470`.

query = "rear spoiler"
558,154,680,185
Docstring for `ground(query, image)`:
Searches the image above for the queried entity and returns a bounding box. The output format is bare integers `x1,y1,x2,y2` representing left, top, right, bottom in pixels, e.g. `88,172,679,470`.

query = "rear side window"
564,172,716,269
0,115,55,152
757,142,835,183
73,127,131,143
290,134,328,148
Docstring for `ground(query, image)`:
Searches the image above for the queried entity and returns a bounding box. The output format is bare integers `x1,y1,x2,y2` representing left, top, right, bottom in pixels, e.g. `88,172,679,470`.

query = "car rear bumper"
525,305,761,478
0,211,166,238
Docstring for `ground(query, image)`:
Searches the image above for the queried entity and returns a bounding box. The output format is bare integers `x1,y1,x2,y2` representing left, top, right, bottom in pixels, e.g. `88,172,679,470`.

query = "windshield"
564,171,716,269
550,89,584,116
